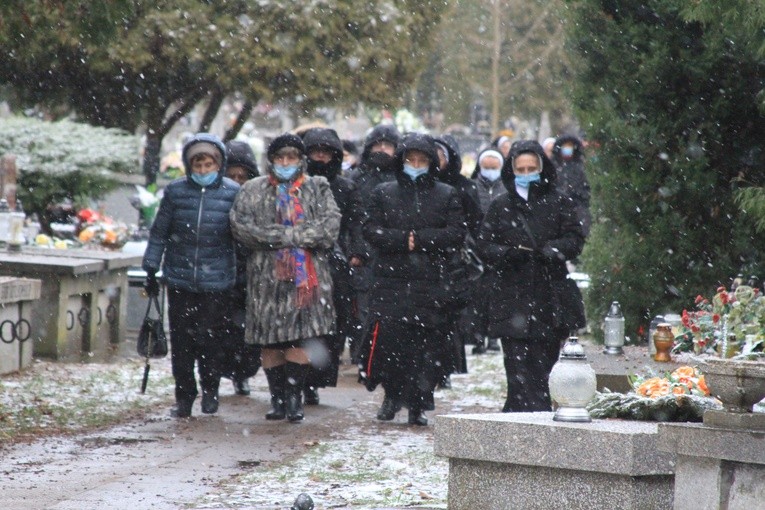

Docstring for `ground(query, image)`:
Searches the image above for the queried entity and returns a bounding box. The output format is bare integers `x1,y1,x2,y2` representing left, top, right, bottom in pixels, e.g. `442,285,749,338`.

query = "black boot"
376,395,400,421
408,408,428,426
285,362,308,422
170,398,194,418
233,378,251,396
201,388,219,414
264,366,287,420
486,337,501,352
304,386,320,405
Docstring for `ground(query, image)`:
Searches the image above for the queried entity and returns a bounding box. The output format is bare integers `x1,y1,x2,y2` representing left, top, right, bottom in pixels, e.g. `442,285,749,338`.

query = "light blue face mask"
191,172,217,187
273,164,300,181
515,172,541,188
561,146,575,158
403,164,428,181
480,168,501,182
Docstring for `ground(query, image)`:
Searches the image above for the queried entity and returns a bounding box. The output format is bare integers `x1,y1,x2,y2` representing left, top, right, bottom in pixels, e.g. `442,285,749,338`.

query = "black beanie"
267,133,305,160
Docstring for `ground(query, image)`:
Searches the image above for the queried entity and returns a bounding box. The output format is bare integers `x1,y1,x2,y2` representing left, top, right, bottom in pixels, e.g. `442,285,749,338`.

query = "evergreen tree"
0,117,138,231
563,0,765,338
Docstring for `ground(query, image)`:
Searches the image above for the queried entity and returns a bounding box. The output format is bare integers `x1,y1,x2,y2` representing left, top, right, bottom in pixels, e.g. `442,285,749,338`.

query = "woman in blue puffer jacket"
142,133,240,418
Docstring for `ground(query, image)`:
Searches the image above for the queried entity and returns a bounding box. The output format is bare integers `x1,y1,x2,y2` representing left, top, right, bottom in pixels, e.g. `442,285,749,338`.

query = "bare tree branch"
158,86,209,138
198,87,225,133
224,100,254,142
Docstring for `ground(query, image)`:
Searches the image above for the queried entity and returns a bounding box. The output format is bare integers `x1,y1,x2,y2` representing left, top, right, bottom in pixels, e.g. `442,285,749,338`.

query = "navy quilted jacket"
142,133,240,292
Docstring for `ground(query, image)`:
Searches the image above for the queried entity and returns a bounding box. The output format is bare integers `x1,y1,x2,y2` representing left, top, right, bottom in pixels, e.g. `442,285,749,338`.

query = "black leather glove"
537,244,564,263
144,273,160,297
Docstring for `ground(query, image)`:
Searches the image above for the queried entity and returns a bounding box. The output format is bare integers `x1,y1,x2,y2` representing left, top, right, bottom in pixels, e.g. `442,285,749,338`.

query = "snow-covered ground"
0,349,508,509
192,353,507,510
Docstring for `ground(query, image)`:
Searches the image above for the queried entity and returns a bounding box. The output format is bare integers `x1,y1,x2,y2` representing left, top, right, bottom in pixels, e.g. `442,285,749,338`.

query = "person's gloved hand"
537,244,564,263
144,273,160,297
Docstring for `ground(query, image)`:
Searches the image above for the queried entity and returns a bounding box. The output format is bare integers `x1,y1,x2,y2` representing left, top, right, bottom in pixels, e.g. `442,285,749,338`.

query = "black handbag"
442,243,485,308
137,294,168,359
551,277,587,332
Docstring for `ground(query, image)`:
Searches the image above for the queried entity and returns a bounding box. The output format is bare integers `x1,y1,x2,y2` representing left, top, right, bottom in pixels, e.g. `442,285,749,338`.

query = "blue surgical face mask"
191,172,217,187
561,146,574,158
515,172,541,188
403,164,428,181
480,168,501,182
273,164,300,181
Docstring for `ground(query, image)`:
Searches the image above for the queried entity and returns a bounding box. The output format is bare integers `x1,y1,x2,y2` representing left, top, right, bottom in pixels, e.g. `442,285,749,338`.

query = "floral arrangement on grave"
672,285,765,359
76,208,130,249
587,366,721,421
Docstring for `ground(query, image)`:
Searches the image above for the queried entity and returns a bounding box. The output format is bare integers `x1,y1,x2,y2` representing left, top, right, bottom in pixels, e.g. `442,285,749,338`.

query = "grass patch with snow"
195,427,447,509
0,358,174,442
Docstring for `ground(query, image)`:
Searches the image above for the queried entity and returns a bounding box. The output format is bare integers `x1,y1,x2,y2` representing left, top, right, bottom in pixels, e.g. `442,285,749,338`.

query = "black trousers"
500,336,562,412
219,305,261,381
167,288,229,404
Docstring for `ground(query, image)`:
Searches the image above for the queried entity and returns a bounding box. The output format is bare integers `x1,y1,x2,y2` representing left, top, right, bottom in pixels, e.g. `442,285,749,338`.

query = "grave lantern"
603,301,625,355
548,337,597,422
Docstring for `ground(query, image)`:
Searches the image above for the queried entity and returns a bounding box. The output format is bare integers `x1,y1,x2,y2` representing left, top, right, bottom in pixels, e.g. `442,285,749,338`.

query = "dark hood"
434,134,463,184
502,139,557,193
551,134,585,166
393,132,439,186
303,127,343,179
225,140,259,179
182,133,227,187
361,124,401,163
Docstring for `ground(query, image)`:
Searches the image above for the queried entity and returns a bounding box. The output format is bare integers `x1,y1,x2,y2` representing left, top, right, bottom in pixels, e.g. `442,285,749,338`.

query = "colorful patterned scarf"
270,174,319,308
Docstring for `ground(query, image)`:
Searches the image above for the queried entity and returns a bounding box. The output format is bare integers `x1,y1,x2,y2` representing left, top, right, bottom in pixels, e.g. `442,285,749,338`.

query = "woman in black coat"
220,140,261,396
551,134,591,237
433,135,481,382
358,133,466,426
477,140,585,412
303,127,366,405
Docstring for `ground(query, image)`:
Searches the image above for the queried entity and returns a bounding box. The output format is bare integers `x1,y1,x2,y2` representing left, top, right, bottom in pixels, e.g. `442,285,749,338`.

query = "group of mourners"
141,124,591,426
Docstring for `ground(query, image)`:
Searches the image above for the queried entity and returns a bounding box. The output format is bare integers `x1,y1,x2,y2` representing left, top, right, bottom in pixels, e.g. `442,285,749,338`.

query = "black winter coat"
477,140,584,339
143,134,239,293
364,134,466,328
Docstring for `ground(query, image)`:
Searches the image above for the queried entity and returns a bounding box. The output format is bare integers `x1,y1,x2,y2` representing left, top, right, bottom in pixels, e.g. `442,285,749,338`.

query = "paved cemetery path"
0,366,405,510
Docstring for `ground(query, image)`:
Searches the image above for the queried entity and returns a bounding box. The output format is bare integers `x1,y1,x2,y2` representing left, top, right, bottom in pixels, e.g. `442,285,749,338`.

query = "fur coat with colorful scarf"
229,173,341,346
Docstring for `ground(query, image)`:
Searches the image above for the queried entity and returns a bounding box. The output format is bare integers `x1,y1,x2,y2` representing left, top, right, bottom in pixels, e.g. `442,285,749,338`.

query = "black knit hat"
267,133,305,160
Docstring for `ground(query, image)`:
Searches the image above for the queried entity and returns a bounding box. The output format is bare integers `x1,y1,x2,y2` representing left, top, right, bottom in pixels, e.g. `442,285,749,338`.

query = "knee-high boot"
264,366,286,420
285,362,308,422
